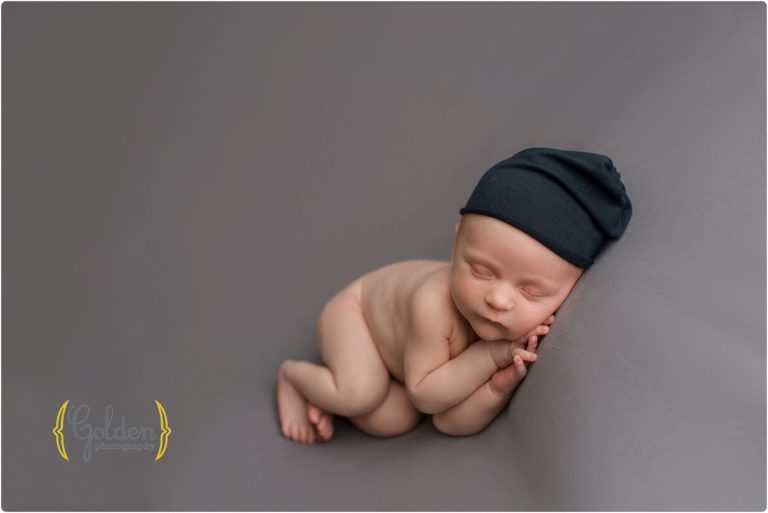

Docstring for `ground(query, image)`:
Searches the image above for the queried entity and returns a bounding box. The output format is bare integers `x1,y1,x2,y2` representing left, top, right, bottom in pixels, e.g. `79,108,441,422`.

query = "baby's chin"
471,318,530,342
470,318,510,341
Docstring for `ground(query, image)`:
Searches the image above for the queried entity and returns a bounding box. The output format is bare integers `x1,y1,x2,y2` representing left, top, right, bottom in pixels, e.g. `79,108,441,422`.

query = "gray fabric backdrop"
3,2,765,510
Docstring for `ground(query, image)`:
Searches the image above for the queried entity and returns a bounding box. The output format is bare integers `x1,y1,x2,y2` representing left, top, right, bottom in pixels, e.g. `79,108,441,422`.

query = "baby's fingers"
520,326,547,346
515,348,538,362
512,355,529,376
526,335,538,353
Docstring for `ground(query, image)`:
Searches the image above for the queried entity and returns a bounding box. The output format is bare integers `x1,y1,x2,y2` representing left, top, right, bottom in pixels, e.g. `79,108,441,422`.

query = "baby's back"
359,260,450,383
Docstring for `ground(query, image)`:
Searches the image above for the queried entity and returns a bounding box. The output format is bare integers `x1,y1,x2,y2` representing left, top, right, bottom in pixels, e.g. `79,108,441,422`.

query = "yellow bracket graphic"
52,400,69,461
155,400,172,461
53,399,171,461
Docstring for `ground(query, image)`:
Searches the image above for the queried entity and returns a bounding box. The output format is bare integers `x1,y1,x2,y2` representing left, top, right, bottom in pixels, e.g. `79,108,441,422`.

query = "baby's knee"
337,380,389,417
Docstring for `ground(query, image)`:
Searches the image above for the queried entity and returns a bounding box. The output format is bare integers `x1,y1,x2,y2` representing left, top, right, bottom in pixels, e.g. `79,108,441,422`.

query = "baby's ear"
454,222,460,235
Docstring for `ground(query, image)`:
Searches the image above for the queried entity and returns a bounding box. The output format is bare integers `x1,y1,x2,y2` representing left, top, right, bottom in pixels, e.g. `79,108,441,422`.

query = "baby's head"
449,147,633,342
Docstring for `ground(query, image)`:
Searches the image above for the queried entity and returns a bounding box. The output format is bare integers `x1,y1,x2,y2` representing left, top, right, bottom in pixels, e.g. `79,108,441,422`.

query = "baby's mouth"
480,314,506,328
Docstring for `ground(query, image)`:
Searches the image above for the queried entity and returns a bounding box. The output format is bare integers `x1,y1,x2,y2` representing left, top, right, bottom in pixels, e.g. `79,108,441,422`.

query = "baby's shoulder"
410,264,450,304
409,266,462,336
413,266,476,348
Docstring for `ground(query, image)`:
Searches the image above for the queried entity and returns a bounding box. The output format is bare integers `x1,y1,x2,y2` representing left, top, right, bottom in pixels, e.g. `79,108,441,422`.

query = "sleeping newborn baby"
277,147,633,443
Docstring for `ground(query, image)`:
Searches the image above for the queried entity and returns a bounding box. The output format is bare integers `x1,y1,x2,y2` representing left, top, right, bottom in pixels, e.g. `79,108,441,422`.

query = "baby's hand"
488,338,539,368
488,314,554,368
488,334,540,396
517,314,555,347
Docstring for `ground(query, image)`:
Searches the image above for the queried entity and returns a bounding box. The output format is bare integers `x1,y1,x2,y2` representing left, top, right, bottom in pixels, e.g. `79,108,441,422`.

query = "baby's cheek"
452,277,474,302
464,278,485,298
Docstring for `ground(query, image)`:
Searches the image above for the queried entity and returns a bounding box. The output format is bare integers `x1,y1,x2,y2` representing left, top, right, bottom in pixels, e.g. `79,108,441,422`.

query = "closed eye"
470,264,494,278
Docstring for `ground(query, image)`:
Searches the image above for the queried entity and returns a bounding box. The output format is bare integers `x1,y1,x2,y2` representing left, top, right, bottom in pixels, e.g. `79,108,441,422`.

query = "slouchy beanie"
459,147,633,269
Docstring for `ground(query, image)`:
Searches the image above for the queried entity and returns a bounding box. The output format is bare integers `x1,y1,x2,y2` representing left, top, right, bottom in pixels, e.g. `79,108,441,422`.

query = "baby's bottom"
277,279,424,442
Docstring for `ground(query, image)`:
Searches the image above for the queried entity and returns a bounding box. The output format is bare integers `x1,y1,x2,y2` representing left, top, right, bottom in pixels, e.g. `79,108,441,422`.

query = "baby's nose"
485,287,514,311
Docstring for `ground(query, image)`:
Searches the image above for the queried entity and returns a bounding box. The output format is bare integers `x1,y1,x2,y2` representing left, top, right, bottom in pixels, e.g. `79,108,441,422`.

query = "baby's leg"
348,379,425,438
277,280,390,443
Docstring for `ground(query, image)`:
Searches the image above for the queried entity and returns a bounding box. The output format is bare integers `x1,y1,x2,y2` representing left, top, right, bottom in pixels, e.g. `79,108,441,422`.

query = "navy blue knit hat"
459,147,633,269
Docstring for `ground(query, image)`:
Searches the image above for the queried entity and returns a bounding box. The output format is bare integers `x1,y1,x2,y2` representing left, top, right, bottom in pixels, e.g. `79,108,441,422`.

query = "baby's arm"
432,338,538,436
403,288,498,414
403,286,543,414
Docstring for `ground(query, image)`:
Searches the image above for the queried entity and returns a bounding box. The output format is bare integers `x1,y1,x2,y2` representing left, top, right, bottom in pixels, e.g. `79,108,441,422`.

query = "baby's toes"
306,403,322,424
317,416,334,440
302,424,316,444
285,421,299,441
293,423,306,443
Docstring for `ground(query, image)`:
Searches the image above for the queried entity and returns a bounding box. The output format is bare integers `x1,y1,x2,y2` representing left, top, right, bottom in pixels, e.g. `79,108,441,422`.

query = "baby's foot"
277,361,316,444
306,402,334,442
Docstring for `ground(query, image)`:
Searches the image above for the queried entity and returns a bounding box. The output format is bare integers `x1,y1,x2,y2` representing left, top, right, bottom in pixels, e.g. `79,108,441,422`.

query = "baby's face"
449,214,584,342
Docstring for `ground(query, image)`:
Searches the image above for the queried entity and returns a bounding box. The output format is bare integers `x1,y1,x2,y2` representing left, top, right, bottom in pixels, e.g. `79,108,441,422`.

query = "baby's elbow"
406,384,439,415
417,402,444,415
432,415,461,436
405,385,426,412
405,380,432,415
